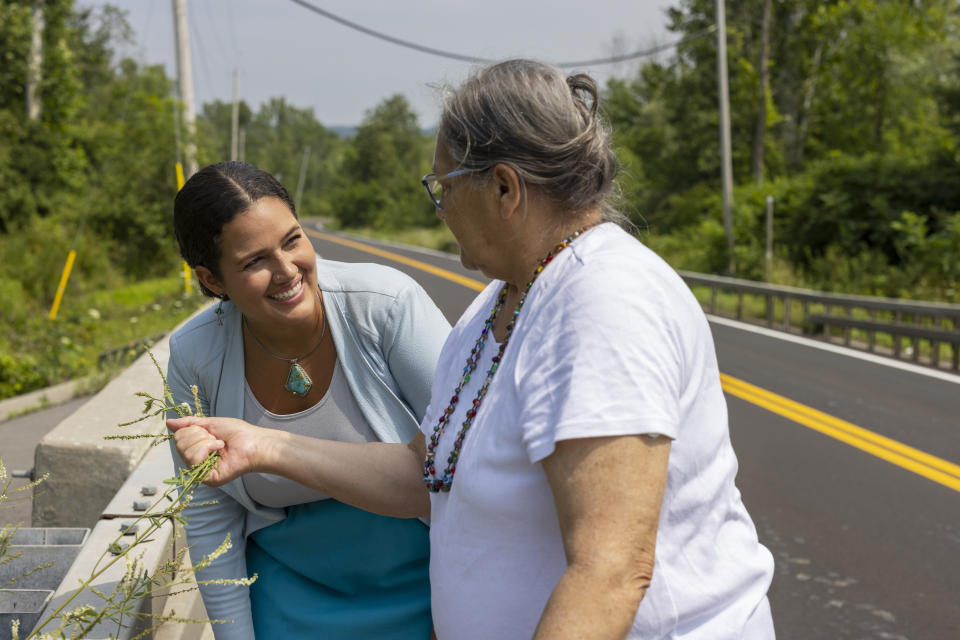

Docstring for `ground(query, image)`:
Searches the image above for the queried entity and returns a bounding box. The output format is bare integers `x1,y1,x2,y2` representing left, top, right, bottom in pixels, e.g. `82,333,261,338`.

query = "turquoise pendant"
285,361,312,397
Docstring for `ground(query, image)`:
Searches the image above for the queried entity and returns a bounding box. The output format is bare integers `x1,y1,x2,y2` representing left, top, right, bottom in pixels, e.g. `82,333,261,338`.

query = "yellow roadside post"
176,161,191,293
48,249,77,321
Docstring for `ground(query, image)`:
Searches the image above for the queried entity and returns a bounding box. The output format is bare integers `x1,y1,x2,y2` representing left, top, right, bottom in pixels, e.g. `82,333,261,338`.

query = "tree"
602,0,960,291
330,95,434,229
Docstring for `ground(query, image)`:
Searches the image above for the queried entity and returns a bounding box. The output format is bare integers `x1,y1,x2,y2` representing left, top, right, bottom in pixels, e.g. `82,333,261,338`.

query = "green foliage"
197,97,343,220
330,95,436,230
0,2,181,278
0,276,206,400
0,352,48,399
604,0,960,299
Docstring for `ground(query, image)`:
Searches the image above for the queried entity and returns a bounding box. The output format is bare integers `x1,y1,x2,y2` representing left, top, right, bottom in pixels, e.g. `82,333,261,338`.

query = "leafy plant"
3,353,253,639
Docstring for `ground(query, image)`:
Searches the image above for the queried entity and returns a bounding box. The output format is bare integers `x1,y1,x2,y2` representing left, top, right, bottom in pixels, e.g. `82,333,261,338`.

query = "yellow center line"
308,228,960,494
720,374,960,493
306,228,486,291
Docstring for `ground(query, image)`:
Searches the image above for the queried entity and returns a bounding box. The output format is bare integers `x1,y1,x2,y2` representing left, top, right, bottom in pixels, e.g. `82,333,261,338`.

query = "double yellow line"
721,374,960,493
306,229,485,291
309,227,960,495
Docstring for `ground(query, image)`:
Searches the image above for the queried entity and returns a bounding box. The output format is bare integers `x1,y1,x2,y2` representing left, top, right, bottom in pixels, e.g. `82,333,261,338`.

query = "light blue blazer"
166,257,450,639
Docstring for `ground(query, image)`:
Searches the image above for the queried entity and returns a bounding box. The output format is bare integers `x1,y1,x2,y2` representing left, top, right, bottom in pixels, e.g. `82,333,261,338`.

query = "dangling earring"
215,296,224,326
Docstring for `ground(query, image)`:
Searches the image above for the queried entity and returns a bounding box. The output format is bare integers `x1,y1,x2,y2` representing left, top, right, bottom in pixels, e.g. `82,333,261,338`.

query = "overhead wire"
225,0,241,61
200,0,233,70
187,10,219,100
284,0,715,67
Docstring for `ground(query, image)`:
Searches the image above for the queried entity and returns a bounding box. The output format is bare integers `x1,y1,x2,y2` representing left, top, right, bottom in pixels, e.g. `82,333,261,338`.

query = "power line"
199,0,233,70
285,0,715,68
187,4,218,100
555,27,716,67
225,0,241,63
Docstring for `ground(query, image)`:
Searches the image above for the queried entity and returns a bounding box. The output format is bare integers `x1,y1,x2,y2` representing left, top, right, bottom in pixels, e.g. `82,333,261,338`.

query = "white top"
242,359,378,507
421,223,775,639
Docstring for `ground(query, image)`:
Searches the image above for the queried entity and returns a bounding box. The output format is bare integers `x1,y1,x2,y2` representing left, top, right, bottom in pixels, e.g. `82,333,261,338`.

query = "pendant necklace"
423,226,593,492
243,291,326,397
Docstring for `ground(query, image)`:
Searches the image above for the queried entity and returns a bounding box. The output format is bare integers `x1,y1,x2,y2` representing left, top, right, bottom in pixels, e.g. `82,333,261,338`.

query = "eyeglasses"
420,168,483,210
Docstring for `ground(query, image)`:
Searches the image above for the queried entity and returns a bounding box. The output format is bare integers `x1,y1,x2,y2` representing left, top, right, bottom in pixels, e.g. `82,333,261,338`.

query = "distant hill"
327,125,439,139
327,125,358,138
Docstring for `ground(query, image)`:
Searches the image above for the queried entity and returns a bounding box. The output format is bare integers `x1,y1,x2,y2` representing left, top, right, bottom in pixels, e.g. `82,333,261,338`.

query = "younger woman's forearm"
256,431,430,518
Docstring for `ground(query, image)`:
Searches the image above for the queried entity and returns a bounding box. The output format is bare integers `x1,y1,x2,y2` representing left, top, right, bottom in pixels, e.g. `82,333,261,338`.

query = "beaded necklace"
423,226,593,492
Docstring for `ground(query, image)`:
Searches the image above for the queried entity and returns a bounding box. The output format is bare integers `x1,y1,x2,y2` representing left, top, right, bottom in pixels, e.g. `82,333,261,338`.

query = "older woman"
167,161,449,639
170,60,775,639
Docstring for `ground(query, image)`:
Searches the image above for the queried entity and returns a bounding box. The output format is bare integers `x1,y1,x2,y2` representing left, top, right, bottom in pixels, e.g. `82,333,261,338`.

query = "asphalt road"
0,396,90,529
306,225,960,640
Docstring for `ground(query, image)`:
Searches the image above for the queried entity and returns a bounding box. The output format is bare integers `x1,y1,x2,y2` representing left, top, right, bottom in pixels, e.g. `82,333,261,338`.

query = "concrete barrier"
32,337,172,529
0,590,52,640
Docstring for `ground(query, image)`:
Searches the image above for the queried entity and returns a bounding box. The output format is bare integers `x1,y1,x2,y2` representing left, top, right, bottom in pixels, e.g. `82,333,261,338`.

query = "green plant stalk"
20,350,253,639
25,449,224,638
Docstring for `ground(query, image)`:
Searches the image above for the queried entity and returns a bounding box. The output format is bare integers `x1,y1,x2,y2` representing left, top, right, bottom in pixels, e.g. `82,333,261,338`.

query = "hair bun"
566,73,599,117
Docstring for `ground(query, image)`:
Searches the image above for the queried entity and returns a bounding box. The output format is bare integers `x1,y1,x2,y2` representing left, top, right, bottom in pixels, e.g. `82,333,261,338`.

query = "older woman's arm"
533,434,671,640
168,416,430,518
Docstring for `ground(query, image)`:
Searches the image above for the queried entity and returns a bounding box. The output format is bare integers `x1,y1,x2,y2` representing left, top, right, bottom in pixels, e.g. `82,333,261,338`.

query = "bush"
645,216,729,274
766,152,960,267
0,351,48,398
653,152,960,298
0,214,122,305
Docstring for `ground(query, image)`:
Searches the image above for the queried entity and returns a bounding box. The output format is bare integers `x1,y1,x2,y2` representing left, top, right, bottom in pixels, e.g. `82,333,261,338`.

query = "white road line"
707,314,960,385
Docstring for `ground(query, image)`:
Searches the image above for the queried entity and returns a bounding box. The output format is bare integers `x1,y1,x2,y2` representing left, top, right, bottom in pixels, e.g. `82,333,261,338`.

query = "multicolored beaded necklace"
423,226,593,492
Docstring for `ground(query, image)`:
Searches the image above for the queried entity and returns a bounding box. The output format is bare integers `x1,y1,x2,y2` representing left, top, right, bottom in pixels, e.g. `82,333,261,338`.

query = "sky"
81,0,677,128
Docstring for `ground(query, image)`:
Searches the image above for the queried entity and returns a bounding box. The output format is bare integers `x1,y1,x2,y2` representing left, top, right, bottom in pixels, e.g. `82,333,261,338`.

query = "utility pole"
716,0,735,275
173,0,198,179
26,1,44,120
294,146,312,214
765,195,774,282
231,69,240,161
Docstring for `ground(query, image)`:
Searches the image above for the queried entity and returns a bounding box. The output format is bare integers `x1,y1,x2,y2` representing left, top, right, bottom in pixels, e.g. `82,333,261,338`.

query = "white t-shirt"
421,223,775,639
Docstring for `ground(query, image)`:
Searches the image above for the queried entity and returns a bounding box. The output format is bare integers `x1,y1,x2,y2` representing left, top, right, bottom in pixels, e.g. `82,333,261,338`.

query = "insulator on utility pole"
173,0,198,179
716,0,735,275
26,2,44,121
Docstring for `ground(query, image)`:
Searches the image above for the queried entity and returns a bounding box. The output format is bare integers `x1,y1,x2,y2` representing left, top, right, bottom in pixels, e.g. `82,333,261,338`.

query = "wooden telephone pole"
173,0,198,179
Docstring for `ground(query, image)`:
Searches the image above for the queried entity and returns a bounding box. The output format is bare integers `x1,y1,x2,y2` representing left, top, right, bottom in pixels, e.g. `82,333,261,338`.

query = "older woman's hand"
167,416,265,487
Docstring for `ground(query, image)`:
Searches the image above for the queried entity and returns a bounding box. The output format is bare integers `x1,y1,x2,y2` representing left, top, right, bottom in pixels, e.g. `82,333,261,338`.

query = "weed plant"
2,353,251,639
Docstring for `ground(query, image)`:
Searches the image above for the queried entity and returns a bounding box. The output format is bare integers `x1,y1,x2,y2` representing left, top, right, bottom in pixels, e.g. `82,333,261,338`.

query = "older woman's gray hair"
437,59,621,220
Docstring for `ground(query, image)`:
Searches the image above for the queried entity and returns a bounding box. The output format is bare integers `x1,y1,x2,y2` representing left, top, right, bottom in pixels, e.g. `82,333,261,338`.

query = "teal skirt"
246,499,431,639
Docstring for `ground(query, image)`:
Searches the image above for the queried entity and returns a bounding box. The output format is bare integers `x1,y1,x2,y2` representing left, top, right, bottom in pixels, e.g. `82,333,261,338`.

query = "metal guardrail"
678,271,960,371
